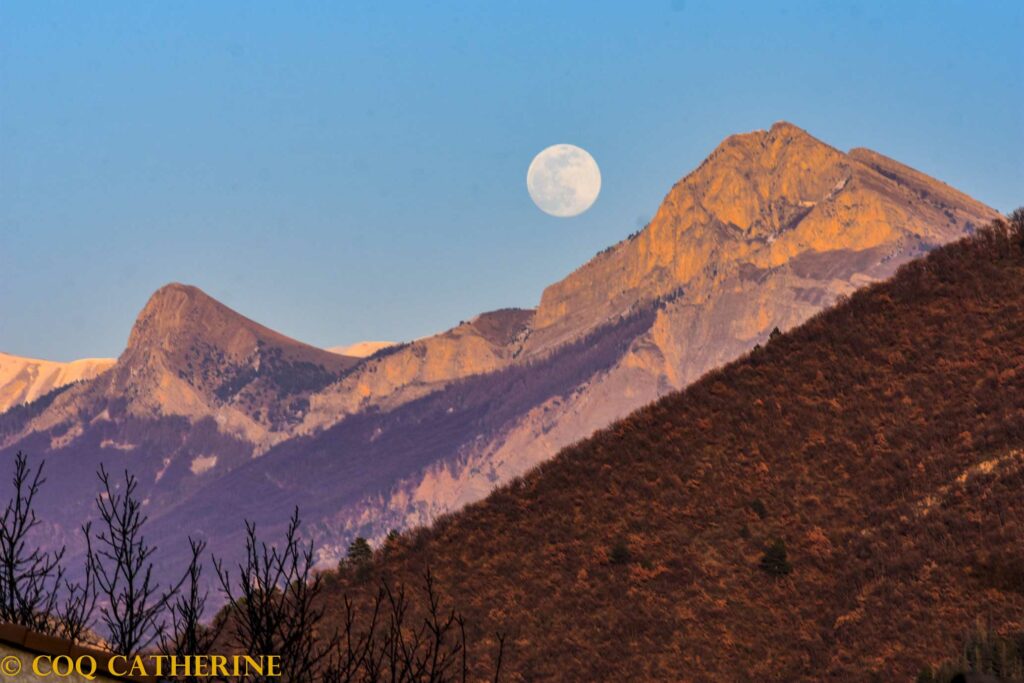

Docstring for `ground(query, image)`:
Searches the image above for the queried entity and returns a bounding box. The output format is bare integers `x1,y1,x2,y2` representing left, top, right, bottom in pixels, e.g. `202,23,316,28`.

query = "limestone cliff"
300,308,533,432
527,122,996,353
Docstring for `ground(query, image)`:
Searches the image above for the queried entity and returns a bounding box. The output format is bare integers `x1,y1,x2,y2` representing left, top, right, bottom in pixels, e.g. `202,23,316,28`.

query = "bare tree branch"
89,464,182,655
0,452,95,641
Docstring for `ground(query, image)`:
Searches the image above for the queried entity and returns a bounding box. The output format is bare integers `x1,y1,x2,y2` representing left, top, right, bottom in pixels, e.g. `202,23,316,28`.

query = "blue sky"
1,1,1021,360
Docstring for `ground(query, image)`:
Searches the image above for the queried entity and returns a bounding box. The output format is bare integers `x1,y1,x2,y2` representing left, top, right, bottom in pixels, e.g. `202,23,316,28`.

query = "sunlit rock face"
528,122,996,353
113,283,359,437
300,308,533,433
327,341,396,358
0,353,114,413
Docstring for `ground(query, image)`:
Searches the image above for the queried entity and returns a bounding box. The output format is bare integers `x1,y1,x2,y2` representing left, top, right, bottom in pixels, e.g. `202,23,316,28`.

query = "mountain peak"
768,119,807,135
713,120,824,158
110,283,357,434
126,283,244,355
770,119,800,131
528,123,1000,348
147,281,207,303
125,283,353,371
137,282,224,322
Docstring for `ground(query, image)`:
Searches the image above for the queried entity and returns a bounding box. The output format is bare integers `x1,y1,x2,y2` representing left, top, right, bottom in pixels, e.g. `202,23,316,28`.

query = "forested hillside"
327,214,1024,681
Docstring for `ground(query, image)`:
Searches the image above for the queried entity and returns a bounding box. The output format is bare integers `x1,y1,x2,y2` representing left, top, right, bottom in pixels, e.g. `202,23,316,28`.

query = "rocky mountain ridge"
526,121,993,353
0,122,1001,579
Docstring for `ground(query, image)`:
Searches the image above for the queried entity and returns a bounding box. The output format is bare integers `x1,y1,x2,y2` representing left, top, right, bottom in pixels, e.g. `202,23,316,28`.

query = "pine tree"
382,529,401,556
609,540,631,565
347,537,372,564
759,539,792,576
344,537,373,581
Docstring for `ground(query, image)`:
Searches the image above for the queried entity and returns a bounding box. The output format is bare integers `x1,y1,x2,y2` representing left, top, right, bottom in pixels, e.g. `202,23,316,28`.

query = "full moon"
526,144,601,217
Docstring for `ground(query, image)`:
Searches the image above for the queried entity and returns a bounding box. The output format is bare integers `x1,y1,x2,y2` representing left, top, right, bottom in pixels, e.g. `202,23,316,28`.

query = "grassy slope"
324,220,1024,681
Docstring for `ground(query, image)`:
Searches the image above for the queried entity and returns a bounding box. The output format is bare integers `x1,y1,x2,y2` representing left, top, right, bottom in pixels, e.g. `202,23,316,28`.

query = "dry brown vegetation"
326,213,1024,681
